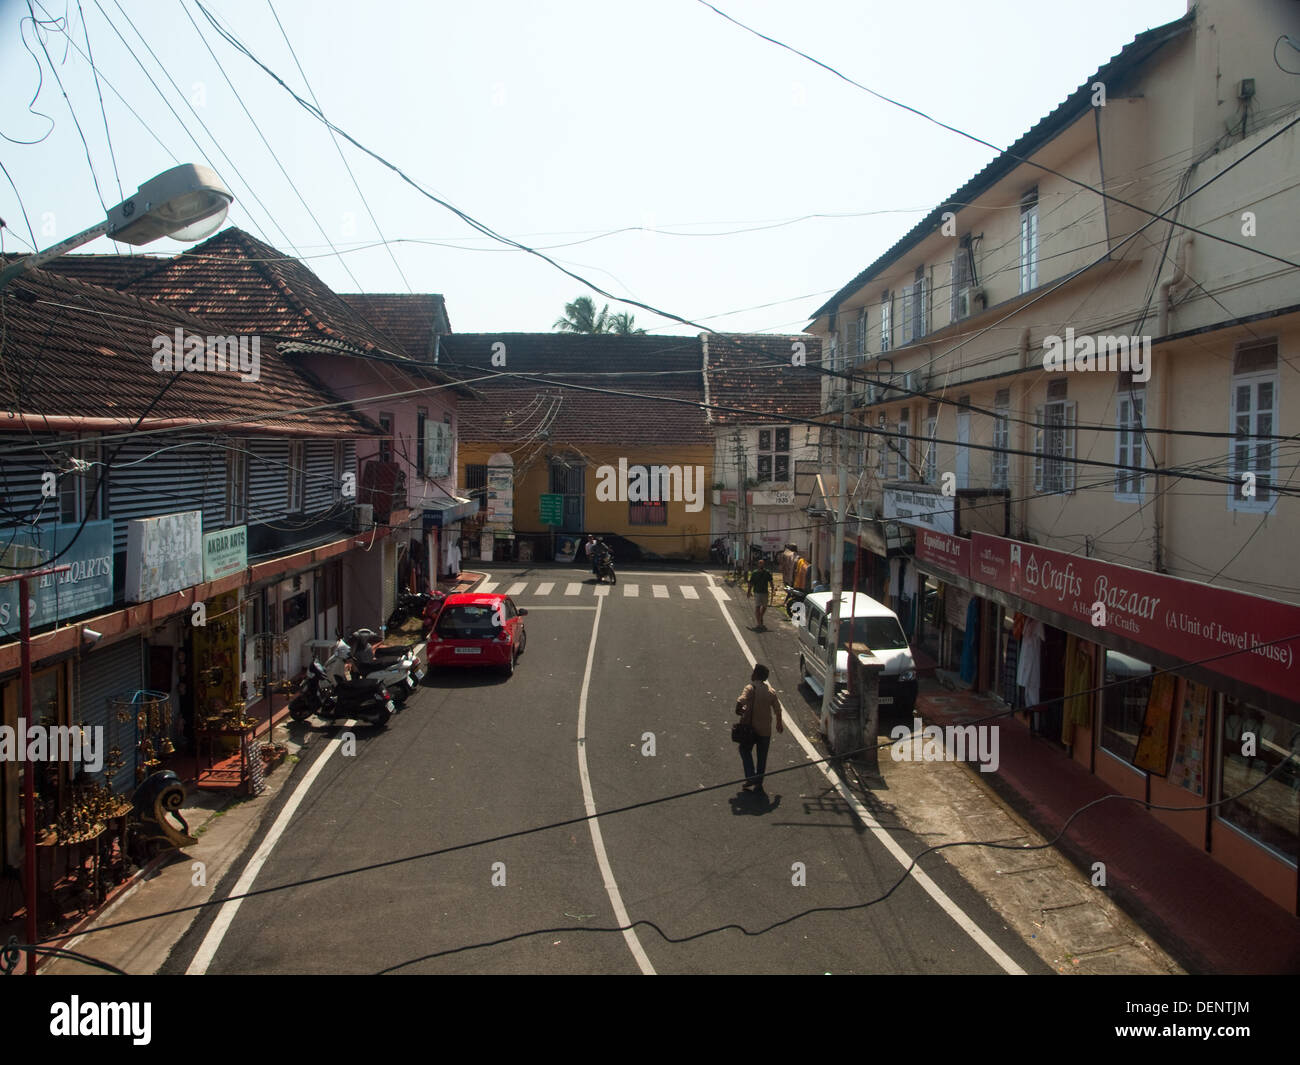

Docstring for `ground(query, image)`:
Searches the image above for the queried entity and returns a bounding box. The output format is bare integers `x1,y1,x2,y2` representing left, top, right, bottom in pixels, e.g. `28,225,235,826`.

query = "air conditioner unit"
354,502,374,531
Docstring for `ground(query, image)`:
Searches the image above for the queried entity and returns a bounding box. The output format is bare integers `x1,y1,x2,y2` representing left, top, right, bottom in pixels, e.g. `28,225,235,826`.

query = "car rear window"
839,616,909,650
435,604,500,638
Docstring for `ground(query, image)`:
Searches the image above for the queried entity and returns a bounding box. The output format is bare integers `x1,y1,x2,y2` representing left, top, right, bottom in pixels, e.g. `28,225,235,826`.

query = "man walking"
734,663,783,791
747,558,774,629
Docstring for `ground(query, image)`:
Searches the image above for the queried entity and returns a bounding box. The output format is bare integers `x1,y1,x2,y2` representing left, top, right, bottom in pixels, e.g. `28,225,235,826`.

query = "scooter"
289,660,394,727
342,630,422,701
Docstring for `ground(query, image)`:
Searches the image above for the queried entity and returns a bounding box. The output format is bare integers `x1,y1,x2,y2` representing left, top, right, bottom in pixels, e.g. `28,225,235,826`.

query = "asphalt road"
163,566,1048,975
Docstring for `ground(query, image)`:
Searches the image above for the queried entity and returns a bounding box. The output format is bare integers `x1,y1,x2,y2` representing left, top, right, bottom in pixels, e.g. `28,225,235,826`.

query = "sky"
0,0,1189,337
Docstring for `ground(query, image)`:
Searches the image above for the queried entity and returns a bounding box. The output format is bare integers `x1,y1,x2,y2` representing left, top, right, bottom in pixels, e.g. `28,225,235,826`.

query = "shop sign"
424,420,452,479
752,488,796,506
486,466,513,527
0,519,114,637
971,533,1300,702
125,510,203,603
914,529,970,579
203,525,247,581
883,485,954,534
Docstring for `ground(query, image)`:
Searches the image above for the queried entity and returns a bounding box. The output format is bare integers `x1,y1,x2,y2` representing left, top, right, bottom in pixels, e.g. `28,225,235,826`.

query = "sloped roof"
811,12,1195,321
705,333,823,425
339,293,451,360
11,252,163,289
439,333,710,446
120,227,418,359
0,269,376,436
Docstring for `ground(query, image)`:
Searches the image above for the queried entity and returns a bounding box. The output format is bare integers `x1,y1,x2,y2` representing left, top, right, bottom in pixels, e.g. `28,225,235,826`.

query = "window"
991,389,1010,490
58,438,102,525
1229,339,1278,511
756,428,791,483
1100,651,1153,763
629,499,667,525
879,291,892,352
840,316,858,368
1019,189,1039,293
465,463,488,510
856,308,867,360
287,441,306,512
923,402,939,484
876,413,888,479
416,407,428,479
1115,387,1146,501
896,408,910,480
378,412,393,464
951,237,974,320
1034,383,1075,494
226,442,247,524
1219,696,1299,859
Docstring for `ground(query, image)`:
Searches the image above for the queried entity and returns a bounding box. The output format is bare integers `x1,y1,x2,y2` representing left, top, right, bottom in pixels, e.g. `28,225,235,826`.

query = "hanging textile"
1062,635,1095,745
959,595,980,684
1017,619,1044,709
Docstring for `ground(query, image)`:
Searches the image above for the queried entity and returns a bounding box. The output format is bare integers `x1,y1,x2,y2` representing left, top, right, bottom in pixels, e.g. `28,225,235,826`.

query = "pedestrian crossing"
470,578,728,601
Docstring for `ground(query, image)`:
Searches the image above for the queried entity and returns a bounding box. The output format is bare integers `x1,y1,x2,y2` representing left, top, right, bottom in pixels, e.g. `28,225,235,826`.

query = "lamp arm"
0,219,112,289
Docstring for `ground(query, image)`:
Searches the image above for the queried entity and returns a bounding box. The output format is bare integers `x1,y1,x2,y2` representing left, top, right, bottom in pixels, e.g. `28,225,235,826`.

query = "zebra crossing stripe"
711,586,730,601
594,585,610,596
652,585,668,598
535,582,554,596
478,580,499,593
680,585,699,600
505,581,527,595
565,582,582,596
623,584,639,597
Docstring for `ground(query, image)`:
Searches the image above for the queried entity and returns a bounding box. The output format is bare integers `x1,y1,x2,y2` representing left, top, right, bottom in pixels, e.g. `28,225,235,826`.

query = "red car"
426,593,528,676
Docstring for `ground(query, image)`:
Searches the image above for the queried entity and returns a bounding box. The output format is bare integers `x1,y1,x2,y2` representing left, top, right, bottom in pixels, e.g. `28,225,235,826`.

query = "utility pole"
820,382,851,735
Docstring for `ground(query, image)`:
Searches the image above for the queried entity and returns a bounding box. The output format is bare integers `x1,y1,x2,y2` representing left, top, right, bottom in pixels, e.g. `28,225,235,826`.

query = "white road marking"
576,595,656,975
535,582,554,596
679,585,699,600
187,730,348,974
565,582,582,596
477,580,499,593
594,585,610,596
506,582,527,595
703,574,1026,976
711,586,730,602
623,584,639,597
652,585,668,598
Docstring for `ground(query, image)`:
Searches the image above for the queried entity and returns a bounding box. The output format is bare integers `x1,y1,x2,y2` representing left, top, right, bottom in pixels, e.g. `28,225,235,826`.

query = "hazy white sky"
1,0,1188,336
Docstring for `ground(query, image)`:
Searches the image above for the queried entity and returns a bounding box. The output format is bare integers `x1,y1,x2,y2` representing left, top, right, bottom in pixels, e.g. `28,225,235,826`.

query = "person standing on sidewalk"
747,558,775,629
735,663,783,791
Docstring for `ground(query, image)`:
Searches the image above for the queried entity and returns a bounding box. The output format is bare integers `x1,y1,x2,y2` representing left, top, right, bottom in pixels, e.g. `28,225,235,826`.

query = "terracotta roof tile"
704,334,823,425
339,293,450,360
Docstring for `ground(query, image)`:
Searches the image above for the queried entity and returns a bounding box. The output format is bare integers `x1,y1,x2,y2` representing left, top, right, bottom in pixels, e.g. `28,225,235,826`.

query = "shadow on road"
729,789,781,816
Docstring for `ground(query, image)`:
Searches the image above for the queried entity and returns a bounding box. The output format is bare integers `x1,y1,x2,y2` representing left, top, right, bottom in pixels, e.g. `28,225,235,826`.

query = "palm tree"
609,312,646,335
554,296,611,334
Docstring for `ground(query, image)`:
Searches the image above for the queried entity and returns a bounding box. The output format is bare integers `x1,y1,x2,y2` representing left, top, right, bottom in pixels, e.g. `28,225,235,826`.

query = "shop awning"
422,496,479,529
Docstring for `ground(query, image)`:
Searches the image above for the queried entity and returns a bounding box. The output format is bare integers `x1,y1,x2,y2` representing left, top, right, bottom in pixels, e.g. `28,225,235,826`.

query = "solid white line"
679,585,699,600
565,582,582,596
535,582,554,596
623,584,639,597
506,581,527,595
576,595,656,975
652,585,668,598
702,574,1025,976
186,731,347,974
711,586,730,602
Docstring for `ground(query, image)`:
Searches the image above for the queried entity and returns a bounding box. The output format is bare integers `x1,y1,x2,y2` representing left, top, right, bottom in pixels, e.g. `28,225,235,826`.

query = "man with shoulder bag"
732,663,783,791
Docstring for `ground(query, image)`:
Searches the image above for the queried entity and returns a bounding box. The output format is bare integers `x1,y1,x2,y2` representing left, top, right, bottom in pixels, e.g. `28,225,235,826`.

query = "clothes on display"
960,595,980,684
1017,618,1044,709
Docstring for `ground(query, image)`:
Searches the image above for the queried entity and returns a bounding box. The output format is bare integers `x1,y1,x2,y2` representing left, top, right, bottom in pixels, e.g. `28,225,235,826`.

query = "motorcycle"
289,660,394,727
387,590,443,629
595,555,617,584
341,629,422,702
710,537,729,566
784,584,808,620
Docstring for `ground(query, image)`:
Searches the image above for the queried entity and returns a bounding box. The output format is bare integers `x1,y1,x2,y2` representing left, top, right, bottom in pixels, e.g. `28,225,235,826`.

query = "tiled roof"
704,334,823,425
339,293,451,360
120,227,418,359
12,252,163,289
0,269,376,436
440,333,711,446
810,12,1195,320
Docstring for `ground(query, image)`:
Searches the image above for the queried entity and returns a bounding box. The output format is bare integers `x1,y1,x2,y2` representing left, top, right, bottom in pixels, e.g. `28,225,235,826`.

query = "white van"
795,592,918,712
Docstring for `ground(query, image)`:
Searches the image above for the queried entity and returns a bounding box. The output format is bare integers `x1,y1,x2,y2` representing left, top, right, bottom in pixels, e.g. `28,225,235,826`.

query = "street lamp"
0,163,233,287
1,163,233,974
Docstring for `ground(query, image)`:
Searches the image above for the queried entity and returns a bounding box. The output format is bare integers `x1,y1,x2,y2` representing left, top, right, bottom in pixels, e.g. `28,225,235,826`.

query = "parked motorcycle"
341,629,422,701
289,660,394,727
710,537,729,566
784,584,809,620
387,590,442,629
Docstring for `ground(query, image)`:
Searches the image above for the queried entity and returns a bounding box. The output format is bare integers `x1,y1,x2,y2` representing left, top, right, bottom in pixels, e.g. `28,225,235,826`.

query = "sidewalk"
913,678,1300,974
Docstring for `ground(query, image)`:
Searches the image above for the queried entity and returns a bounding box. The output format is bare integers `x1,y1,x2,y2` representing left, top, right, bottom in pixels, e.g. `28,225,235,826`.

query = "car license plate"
414,668,425,681
455,647,481,655
878,696,893,705
385,700,395,712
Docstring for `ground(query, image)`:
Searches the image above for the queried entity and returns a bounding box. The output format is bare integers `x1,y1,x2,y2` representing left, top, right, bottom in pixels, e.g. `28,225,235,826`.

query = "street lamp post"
0,163,234,974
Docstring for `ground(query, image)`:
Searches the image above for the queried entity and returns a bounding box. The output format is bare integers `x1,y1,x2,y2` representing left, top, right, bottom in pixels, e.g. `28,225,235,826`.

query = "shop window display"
1219,697,1299,860
1100,650,1153,764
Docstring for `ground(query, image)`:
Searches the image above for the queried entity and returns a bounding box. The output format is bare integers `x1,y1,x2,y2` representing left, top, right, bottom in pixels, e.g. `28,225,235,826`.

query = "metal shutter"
76,636,144,795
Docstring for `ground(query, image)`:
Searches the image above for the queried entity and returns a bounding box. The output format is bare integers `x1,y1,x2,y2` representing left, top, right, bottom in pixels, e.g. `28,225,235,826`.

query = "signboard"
883,485,955,534
752,488,796,507
486,466,513,527
913,529,970,579
424,420,452,479
0,520,114,637
970,533,1300,703
203,525,247,581
539,493,563,526
125,510,203,603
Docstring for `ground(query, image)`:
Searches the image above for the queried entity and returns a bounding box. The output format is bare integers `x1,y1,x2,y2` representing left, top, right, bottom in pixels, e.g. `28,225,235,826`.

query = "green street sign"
539,493,564,526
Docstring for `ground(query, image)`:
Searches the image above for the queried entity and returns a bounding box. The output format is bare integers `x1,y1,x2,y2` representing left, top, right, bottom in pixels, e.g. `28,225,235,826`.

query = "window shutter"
857,308,867,358
1063,401,1077,492
1033,406,1044,491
